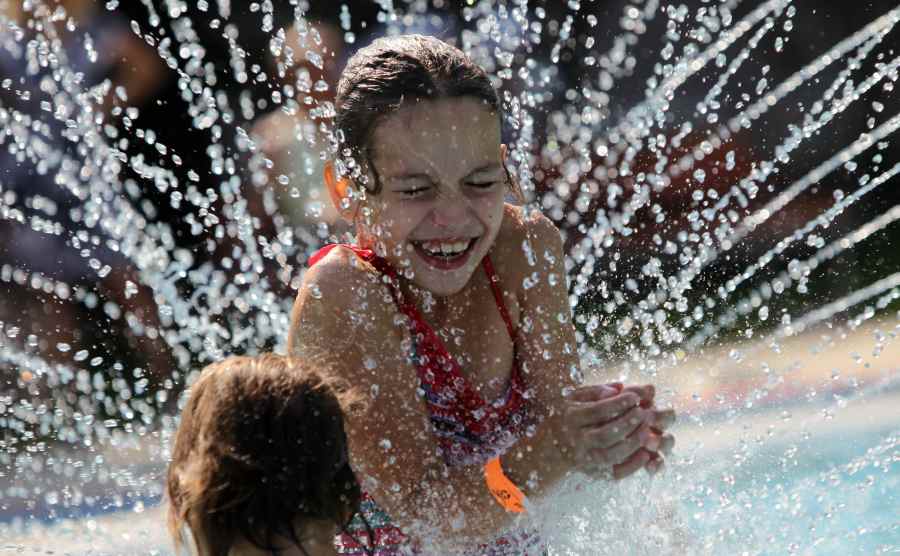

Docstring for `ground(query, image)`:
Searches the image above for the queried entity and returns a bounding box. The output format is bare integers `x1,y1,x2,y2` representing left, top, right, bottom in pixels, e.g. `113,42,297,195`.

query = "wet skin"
293,96,675,547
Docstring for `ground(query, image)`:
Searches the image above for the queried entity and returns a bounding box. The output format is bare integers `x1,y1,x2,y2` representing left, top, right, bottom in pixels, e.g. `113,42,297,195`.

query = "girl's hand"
561,383,675,479
619,383,676,477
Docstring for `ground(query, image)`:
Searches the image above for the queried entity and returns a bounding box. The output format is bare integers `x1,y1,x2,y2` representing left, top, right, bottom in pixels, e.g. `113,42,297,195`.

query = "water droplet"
725,150,736,171
661,43,674,61
124,281,138,300
305,50,324,70
693,169,706,184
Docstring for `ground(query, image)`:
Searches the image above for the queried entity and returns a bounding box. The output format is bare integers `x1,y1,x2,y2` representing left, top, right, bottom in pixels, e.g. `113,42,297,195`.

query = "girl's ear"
324,161,356,221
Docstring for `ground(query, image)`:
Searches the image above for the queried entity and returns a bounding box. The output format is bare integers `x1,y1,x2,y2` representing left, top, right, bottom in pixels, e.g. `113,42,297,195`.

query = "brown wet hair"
334,34,507,194
166,353,370,555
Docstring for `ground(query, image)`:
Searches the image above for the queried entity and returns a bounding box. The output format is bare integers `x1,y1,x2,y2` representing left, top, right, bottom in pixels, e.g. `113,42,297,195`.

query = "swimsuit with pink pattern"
307,244,544,555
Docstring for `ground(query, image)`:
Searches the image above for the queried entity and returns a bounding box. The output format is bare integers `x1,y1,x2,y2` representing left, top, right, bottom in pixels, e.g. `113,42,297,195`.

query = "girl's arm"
497,208,674,488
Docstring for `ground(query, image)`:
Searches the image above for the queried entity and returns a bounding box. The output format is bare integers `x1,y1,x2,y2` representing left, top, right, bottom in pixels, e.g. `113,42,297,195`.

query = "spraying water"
1,0,898,553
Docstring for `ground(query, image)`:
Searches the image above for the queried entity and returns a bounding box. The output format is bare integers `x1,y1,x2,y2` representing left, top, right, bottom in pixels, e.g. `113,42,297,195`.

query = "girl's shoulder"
498,202,563,242
303,245,382,300
493,203,565,280
289,245,401,366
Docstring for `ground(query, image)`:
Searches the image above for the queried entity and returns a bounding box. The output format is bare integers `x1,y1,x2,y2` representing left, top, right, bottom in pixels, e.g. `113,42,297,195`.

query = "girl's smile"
409,237,479,270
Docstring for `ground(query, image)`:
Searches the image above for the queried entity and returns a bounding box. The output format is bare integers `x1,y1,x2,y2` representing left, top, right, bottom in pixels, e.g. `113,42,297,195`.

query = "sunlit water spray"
1,0,898,553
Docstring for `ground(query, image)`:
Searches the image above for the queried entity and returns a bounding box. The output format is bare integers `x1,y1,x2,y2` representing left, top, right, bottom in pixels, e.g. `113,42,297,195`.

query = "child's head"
166,354,361,556
326,35,513,296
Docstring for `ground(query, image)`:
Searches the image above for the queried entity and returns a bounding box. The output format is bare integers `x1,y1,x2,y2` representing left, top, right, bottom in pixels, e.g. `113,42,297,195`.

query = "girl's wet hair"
335,34,501,193
166,353,368,555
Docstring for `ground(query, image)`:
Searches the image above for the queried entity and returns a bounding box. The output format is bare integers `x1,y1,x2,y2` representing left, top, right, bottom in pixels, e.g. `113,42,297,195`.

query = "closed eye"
399,185,432,198
466,180,500,189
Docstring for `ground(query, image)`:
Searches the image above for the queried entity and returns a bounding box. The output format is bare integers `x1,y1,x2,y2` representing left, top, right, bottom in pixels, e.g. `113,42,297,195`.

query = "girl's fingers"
566,383,621,403
594,434,644,466
634,423,661,452
620,384,655,404
566,392,640,428
658,433,675,456
584,405,645,449
645,453,665,476
648,408,676,430
612,448,652,480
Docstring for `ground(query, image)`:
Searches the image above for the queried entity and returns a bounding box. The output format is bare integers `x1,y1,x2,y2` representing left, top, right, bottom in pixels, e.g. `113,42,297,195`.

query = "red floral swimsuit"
308,244,543,555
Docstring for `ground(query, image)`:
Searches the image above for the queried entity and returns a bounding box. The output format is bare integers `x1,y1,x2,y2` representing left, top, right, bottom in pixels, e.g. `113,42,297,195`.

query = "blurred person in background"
0,0,167,371
249,18,347,239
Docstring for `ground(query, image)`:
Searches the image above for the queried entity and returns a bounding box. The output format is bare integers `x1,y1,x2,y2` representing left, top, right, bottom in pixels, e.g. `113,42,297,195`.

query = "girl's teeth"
442,241,467,254
420,239,471,256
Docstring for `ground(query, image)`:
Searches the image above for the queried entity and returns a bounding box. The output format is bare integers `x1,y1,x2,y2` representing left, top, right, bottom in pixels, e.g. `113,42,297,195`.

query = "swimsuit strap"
365,255,407,309
307,243,343,267
482,255,516,342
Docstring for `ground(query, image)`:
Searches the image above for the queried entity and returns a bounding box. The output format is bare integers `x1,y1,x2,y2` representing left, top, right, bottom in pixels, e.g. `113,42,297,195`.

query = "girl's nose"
429,193,470,229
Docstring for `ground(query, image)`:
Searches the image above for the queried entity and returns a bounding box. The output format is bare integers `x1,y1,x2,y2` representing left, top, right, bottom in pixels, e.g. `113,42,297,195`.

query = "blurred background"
1,0,898,549
2,0,897,375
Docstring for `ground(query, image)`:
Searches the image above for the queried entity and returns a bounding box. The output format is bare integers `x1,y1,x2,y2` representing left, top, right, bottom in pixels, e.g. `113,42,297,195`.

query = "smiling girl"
288,35,675,555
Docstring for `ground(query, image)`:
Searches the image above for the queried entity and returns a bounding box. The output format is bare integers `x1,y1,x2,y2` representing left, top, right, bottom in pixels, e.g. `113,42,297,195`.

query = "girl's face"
361,97,507,297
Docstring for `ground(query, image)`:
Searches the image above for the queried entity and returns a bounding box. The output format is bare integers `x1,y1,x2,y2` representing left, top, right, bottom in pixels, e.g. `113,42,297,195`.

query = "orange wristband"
484,457,526,513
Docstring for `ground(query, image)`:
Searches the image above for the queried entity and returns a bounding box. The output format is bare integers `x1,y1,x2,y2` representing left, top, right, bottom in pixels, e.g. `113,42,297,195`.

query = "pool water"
684,426,899,555
533,392,899,556
2,401,897,555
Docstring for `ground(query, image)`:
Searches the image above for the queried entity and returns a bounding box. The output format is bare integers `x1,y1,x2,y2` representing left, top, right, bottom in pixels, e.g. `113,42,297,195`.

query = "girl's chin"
413,279,470,297
409,260,478,296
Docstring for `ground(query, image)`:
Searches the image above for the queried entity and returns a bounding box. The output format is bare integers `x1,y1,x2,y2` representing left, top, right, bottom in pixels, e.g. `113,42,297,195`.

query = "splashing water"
1,0,898,553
